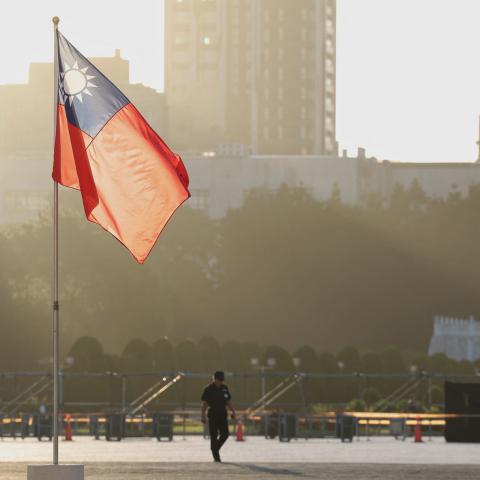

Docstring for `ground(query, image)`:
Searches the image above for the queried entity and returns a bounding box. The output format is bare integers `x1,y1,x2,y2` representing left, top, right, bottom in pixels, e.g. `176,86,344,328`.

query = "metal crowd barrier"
0,411,470,442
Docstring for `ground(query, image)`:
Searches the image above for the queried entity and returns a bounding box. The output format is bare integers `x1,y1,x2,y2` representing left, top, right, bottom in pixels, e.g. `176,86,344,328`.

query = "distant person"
267,409,279,439
407,397,420,413
201,371,236,462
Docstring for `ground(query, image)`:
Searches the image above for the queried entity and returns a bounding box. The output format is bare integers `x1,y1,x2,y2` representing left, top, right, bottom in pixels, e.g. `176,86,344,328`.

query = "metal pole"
261,367,266,435
428,375,432,409
52,15,60,466
261,367,265,410
122,376,126,412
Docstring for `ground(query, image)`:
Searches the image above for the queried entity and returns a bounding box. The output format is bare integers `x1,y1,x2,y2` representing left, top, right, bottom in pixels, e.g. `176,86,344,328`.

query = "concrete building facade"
359,159,480,204
4,147,480,225
164,0,336,155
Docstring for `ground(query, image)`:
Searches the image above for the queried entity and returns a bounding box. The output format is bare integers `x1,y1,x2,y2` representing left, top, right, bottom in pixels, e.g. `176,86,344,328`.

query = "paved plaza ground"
1,436,480,478
4,463,480,479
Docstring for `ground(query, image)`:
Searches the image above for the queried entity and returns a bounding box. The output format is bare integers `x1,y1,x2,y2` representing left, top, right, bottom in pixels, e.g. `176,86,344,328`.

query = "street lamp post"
250,357,277,411
251,357,277,435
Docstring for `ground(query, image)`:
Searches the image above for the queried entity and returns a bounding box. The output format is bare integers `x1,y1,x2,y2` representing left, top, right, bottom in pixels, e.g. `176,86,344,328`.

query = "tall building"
0,50,168,157
165,0,336,155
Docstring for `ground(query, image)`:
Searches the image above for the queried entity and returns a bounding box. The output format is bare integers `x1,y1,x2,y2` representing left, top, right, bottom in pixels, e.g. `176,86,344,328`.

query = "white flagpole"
52,15,60,466
28,15,85,479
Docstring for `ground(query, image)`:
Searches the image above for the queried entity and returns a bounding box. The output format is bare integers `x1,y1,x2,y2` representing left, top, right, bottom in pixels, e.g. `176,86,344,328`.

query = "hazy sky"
1,0,480,162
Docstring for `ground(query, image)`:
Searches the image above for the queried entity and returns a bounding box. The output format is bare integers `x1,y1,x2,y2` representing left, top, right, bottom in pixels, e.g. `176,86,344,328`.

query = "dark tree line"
1,182,480,371
27,336,480,410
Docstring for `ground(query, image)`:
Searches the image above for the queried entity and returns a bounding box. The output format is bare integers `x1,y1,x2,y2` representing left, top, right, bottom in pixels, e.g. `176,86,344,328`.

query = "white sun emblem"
61,61,97,105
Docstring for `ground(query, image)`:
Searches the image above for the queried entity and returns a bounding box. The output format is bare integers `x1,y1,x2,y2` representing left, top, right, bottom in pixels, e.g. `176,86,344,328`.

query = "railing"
0,411,472,441
1,370,479,416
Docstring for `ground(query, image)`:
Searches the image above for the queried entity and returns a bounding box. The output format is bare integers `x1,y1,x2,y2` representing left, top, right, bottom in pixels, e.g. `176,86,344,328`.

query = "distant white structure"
428,315,480,362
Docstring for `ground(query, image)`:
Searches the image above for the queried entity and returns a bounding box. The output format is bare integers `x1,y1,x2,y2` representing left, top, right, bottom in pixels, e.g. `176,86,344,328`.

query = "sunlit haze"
2,0,480,161
0,1,165,89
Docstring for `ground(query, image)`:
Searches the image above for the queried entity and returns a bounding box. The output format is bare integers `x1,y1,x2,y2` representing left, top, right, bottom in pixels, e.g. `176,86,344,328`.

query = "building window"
4,191,49,212
232,51,239,66
264,107,270,120
326,97,333,112
278,126,283,139
278,87,284,100
326,58,334,73
263,126,269,139
325,136,333,151
326,76,334,92
278,106,283,120
326,115,333,131
175,35,186,45
326,38,334,53
326,18,334,34
190,189,209,211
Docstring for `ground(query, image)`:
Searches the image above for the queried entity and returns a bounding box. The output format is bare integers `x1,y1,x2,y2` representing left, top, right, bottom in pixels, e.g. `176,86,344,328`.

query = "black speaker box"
444,381,480,442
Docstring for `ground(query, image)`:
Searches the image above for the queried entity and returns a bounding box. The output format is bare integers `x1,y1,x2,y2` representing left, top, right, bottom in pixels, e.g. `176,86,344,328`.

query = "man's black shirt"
201,383,232,419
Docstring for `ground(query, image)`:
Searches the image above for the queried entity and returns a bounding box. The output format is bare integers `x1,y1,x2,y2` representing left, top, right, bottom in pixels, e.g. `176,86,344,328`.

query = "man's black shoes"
212,450,221,462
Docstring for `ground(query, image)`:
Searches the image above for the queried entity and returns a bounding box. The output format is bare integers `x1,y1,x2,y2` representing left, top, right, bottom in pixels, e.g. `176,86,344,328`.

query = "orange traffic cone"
414,416,422,443
64,414,73,441
236,421,245,442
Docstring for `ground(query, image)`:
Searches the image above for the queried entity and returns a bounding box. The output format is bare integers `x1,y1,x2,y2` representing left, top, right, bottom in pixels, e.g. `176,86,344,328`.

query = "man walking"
201,371,236,462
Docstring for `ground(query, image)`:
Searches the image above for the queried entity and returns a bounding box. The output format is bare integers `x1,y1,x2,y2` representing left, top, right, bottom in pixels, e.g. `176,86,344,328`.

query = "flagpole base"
27,465,84,480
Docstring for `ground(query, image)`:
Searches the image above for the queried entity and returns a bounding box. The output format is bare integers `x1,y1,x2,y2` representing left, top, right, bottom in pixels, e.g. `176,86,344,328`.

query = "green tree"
361,353,383,373
68,336,106,372
122,339,152,372
64,336,107,407
293,346,318,372
198,336,223,373
151,337,175,372
337,347,361,373
381,348,406,373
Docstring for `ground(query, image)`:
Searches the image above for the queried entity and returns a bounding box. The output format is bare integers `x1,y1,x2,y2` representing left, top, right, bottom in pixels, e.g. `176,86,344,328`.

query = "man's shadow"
225,463,312,477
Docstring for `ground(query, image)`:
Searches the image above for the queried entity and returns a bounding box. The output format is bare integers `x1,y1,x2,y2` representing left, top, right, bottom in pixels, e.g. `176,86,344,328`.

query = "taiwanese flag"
53,31,190,263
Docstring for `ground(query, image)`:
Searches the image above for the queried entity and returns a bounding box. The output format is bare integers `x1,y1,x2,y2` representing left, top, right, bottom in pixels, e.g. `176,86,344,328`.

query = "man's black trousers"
208,416,229,454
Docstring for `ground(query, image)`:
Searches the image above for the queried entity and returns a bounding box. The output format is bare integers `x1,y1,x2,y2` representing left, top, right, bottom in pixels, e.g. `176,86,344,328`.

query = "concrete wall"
2,152,480,227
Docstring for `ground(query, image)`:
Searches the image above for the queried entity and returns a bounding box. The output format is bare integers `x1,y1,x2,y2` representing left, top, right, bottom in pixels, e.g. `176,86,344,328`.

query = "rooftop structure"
428,315,480,362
